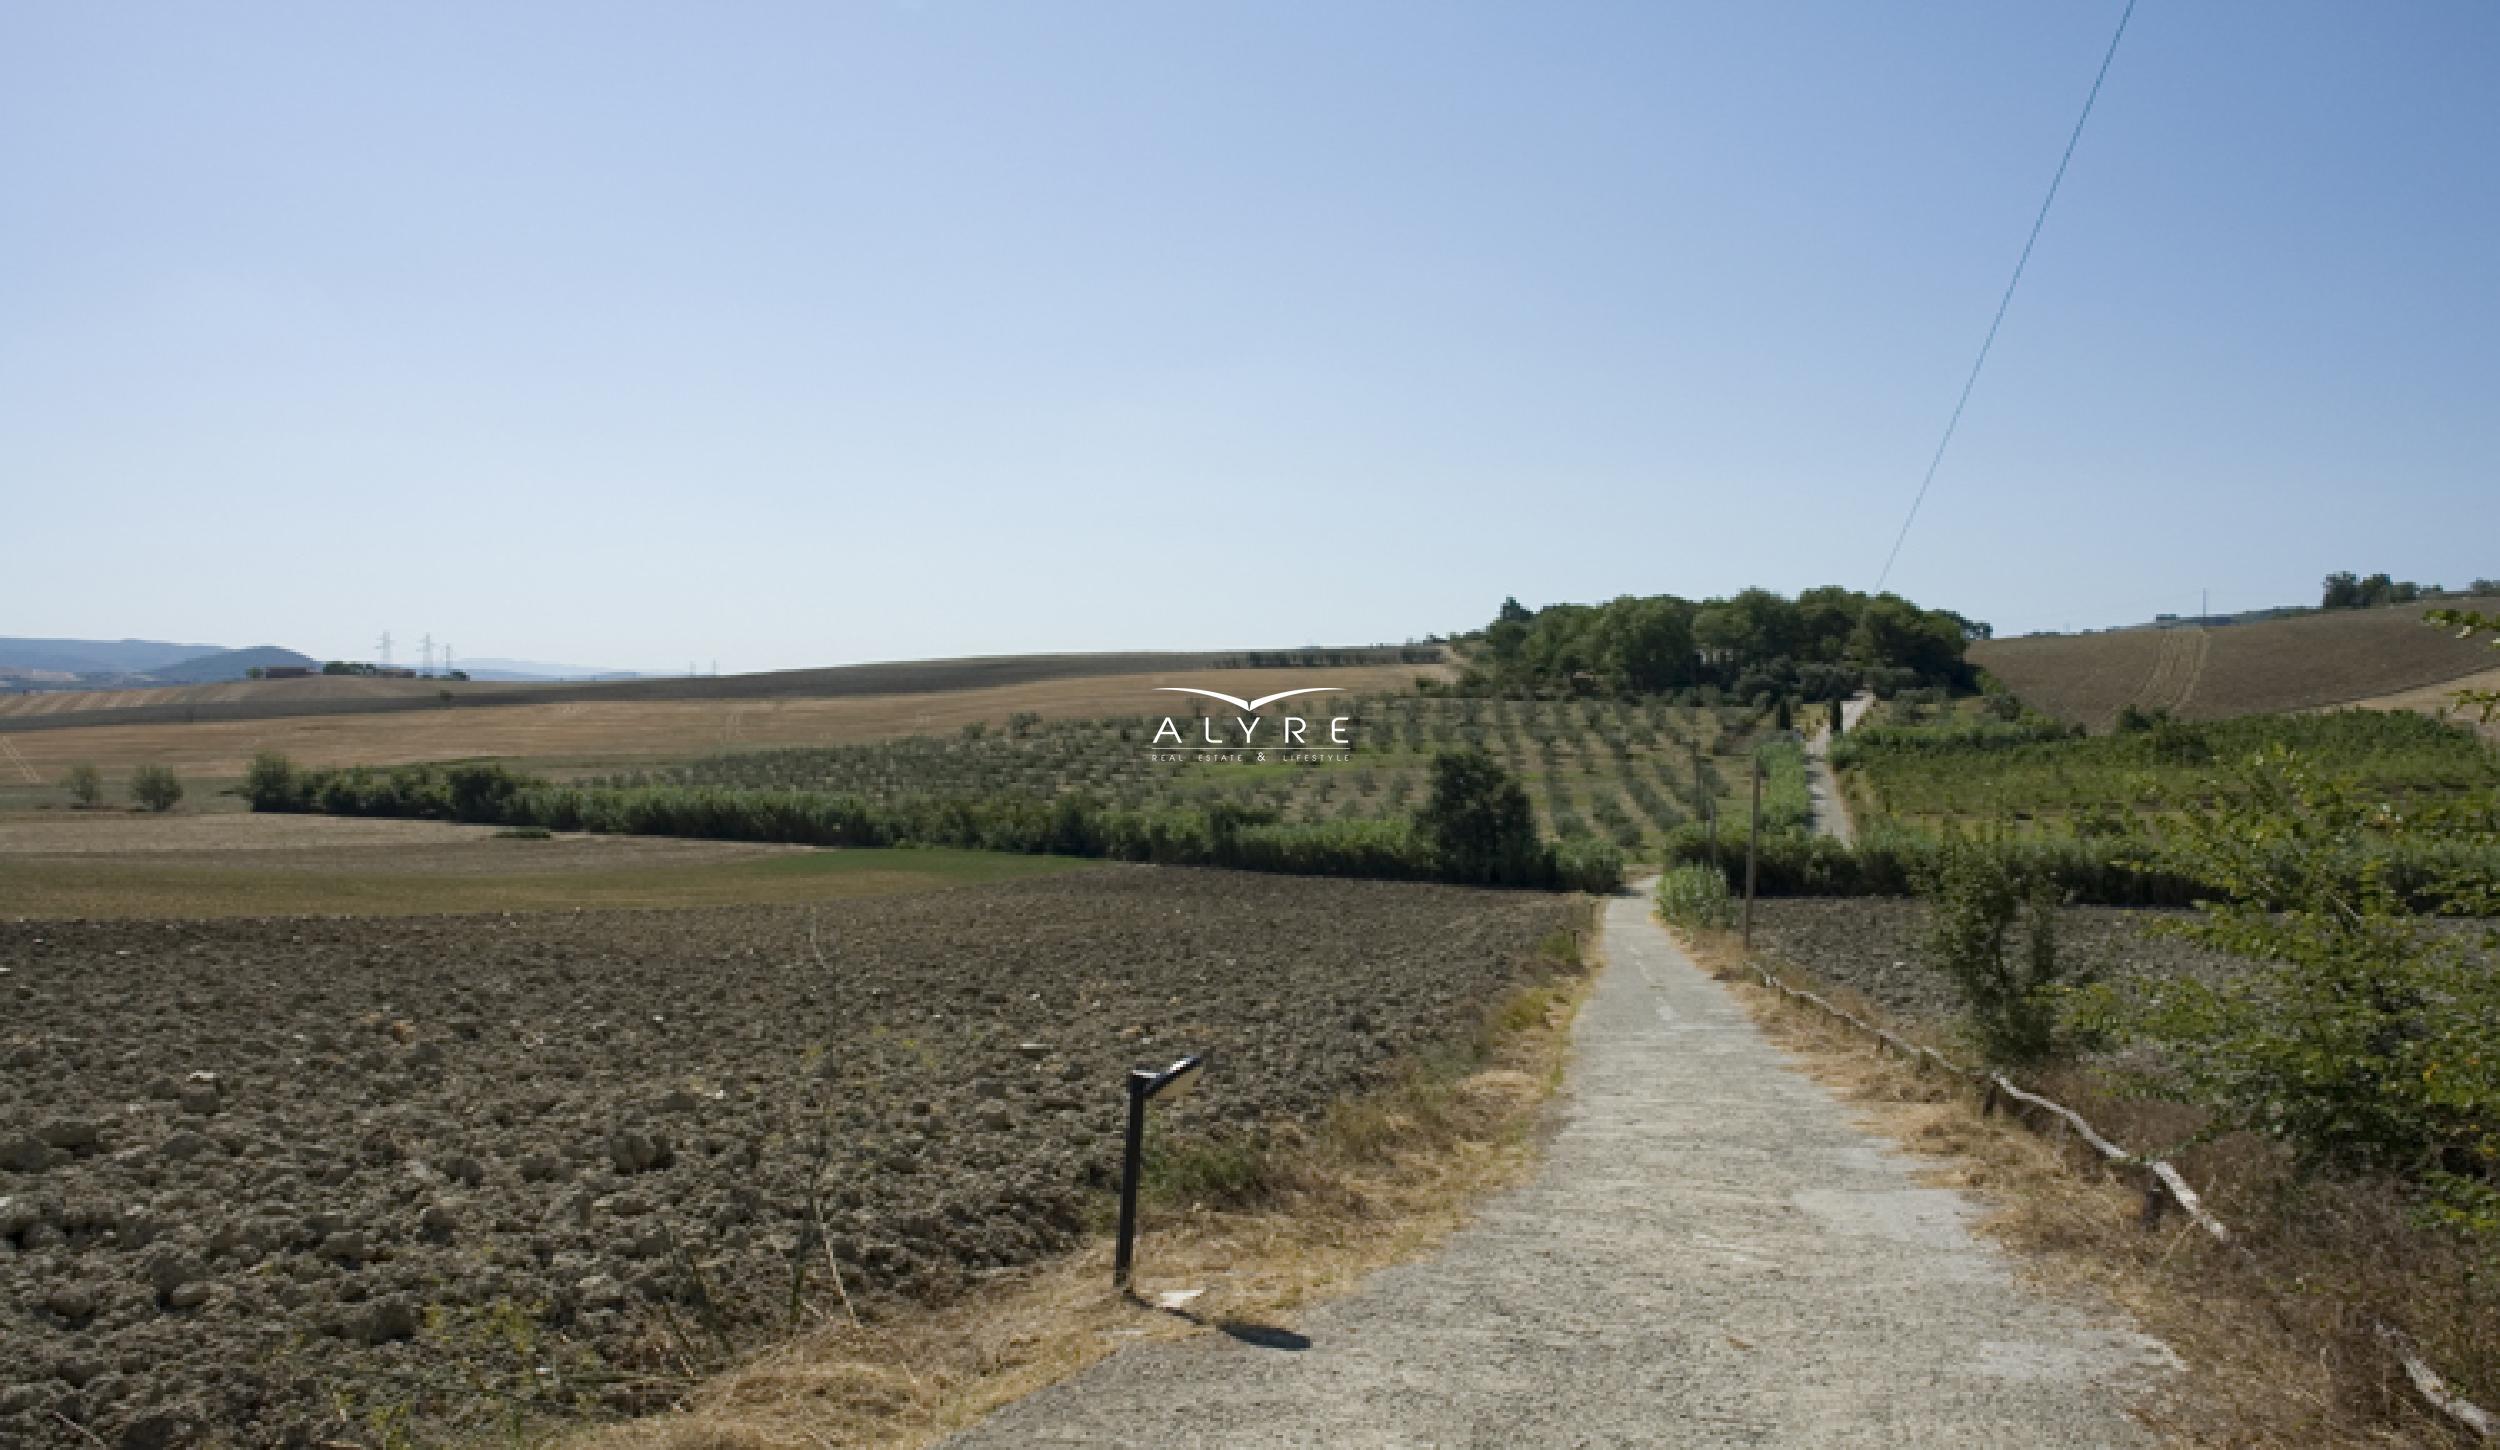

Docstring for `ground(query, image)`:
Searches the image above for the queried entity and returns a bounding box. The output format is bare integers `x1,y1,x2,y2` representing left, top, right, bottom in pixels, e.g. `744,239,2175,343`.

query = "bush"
1646,819,2500,911
2103,751,2500,1227
1417,750,1545,886
1915,837,2088,1069
1549,837,1625,894
243,752,301,811
129,765,184,813
63,763,104,808
1654,865,1734,929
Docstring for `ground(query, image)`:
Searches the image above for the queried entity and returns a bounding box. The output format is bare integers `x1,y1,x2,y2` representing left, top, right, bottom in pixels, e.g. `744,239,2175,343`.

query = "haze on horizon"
4,2,2493,674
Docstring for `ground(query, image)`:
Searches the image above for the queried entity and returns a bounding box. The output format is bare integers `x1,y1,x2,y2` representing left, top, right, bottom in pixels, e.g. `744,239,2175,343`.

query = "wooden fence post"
2139,1174,2168,1229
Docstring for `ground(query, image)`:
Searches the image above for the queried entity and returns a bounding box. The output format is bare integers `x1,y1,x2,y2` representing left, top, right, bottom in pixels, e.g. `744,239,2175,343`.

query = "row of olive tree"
247,748,1626,894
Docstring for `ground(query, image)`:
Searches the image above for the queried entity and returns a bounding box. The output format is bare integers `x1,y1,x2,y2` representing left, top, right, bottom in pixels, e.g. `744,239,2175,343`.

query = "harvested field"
0,844,1085,920
0,813,1090,918
1972,596,2500,730
0,652,1449,729
0,675,478,718
0,664,1444,779
0,812,529,856
2350,663,2500,739
0,868,1575,1449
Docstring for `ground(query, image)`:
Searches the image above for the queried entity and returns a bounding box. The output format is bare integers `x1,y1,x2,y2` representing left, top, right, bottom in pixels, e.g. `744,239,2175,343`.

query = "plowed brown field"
1971,597,2500,729
0,868,1574,1449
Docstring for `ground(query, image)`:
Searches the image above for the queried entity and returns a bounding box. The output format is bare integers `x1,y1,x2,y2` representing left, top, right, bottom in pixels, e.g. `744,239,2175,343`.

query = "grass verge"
1671,922,2491,1448
545,915,1598,1450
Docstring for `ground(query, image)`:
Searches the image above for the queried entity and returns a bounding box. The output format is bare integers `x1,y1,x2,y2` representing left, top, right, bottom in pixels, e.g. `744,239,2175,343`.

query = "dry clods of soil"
0,868,1573,1448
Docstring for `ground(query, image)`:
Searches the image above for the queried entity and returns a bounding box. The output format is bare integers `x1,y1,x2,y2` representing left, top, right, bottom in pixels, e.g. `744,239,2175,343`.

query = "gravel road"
943,888,2171,1448
1803,692,1870,844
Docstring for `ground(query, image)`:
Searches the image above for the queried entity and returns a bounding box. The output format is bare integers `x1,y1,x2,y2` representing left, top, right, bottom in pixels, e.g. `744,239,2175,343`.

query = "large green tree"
1417,750,1543,885
1591,596,1695,693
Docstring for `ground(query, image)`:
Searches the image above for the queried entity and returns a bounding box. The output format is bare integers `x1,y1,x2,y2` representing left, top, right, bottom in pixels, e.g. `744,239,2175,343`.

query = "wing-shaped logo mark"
1154,686,1346,712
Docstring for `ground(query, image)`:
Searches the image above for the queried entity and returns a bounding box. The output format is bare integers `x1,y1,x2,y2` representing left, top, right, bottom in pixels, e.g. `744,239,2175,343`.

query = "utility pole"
377,631,392,669
1742,754,1763,948
1706,792,1719,871
419,634,434,675
1695,740,1719,868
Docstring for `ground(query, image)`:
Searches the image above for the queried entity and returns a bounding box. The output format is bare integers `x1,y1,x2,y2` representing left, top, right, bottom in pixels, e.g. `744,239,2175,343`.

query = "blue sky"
5,2,2493,672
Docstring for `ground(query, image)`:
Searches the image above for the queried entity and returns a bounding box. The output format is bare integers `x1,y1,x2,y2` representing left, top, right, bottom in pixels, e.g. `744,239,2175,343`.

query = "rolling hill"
1970,596,2500,730
0,637,227,675
0,646,1452,778
146,646,318,684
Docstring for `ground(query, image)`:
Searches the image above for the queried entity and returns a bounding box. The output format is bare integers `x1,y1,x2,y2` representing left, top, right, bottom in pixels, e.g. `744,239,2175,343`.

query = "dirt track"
943,890,2170,1448
0,869,1571,1448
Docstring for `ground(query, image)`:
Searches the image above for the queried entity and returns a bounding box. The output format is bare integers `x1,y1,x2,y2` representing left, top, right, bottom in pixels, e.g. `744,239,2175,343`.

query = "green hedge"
256,762,1624,894
1656,821,2494,911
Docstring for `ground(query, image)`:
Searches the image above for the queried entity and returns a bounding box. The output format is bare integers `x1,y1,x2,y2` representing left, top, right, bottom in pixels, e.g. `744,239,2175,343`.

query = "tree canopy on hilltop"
1466,587,1985,700
2321,571,2432,609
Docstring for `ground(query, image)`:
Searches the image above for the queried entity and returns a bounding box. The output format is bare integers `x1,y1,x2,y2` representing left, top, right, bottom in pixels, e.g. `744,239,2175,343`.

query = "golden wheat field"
0,662,1445,779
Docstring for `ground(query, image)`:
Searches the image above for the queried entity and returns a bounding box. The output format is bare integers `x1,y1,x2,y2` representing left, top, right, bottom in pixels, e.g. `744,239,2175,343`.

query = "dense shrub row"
1657,820,2494,912
249,757,1624,894
1833,706,2500,821
1659,824,2195,905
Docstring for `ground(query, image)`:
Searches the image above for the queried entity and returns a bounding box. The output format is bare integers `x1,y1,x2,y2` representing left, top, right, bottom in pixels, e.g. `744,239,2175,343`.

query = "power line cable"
1874,0,2138,591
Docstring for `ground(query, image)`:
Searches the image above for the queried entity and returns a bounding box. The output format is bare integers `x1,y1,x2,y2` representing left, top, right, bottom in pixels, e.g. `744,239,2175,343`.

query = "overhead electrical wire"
1874,0,2138,592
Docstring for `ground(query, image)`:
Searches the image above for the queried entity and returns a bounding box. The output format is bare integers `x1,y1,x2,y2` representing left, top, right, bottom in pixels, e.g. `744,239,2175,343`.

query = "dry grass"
2348,664,2500,740
1972,598,2500,730
545,920,1597,1450
0,664,1440,777
1675,925,2488,1448
0,810,522,854
0,673,474,716
0,839,1085,919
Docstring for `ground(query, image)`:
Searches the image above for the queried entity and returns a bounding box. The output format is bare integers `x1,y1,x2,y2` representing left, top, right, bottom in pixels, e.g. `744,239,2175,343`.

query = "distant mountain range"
0,638,641,689
0,637,231,675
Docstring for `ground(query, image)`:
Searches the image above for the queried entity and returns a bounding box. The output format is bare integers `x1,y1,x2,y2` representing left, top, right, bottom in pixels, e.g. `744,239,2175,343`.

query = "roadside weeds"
1674,923,2487,1449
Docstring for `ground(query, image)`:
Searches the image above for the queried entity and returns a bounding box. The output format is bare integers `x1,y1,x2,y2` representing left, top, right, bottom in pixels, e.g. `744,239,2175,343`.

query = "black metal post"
1113,1070,1150,1289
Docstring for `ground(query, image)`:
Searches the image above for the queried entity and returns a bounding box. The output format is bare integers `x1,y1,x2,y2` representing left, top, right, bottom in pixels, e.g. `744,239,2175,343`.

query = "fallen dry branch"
1720,939,2487,1441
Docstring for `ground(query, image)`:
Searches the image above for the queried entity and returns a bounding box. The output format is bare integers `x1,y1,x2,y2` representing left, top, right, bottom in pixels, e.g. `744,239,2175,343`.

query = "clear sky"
5,2,2493,672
